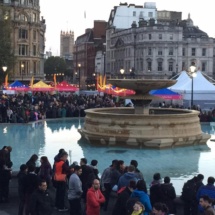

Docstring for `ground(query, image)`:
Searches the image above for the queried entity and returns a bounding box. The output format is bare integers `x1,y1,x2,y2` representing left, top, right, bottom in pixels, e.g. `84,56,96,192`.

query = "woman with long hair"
38,156,52,186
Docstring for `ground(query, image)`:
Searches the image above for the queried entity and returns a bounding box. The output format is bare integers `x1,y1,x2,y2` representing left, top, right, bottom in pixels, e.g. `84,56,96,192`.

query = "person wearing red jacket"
86,179,105,215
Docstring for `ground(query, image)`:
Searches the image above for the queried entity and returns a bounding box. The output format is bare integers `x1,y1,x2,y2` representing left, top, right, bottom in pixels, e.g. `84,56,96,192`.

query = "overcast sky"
40,0,215,55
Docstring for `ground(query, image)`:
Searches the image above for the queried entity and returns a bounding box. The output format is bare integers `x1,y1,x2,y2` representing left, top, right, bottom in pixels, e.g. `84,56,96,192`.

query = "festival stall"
31,80,54,91
150,88,182,100
55,81,78,92
6,80,29,91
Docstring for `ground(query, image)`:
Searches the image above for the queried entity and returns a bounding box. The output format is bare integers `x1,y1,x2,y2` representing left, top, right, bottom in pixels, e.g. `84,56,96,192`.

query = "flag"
53,74,57,87
99,75,103,87
84,11,86,19
4,74,8,88
30,76,34,87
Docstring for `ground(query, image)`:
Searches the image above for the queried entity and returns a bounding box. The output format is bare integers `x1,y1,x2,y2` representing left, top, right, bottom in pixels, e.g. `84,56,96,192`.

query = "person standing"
30,179,54,215
68,165,83,215
199,195,215,215
17,164,28,215
53,151,70,212
86,179,105,215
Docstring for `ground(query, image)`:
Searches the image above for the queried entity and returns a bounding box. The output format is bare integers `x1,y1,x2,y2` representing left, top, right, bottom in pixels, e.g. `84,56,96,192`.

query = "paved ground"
0,175,116,215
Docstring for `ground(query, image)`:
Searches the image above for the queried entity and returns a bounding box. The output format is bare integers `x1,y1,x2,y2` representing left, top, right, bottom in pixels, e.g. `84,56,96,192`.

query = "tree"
0,6,15,76
44,56,67,81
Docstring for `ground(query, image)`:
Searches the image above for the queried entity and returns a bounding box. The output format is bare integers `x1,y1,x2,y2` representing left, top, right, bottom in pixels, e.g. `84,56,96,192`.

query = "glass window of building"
158,62,163,71
32,13,37,22
19,29,28,39
182,48,185,56
148,48,152,55
147,61,151,71
192,48,196,56
168,62,173,71
33,62,37,74
202,48,206,56
169,48,173,55
19,45,28,56
182,62,185,70
159,34,162,40
33,45,36,56
202,62,206,71
169,34,173,40
158,48,162,56
33,30,36,41
133,11,136,17
149,34,152,40
148,12,153,18
19,14,27,22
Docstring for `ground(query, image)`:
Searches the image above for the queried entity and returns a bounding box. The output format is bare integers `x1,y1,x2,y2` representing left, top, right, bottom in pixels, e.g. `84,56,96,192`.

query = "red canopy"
55,81,78,92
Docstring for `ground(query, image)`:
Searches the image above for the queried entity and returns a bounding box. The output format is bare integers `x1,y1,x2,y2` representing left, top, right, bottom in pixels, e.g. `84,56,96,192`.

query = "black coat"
159,183,176,214
30,189,54,215
112,187,132,215
17,171,27,198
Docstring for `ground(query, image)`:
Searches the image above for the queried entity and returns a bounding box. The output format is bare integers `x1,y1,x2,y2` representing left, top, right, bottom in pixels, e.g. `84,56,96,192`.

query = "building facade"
0,0,46,81
106,3,215,78
73,20,106,89
60,30,74,60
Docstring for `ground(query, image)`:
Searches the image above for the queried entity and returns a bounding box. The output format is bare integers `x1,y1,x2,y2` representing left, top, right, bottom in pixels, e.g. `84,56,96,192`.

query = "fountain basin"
79,107,210,149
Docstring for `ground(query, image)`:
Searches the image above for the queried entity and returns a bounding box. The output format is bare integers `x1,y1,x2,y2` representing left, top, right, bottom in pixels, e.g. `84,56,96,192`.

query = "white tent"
169,71,191,91
170,71,215,108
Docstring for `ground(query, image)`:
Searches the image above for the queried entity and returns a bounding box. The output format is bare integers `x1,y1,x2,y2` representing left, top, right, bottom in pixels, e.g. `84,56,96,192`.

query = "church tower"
60,30,74,60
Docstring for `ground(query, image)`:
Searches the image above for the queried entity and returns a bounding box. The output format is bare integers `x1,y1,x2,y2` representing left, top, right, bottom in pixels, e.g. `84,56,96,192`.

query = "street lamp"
2,66,7,72
21,63,24,81
120,68,125,79
78,63,81,91
189,62,197,108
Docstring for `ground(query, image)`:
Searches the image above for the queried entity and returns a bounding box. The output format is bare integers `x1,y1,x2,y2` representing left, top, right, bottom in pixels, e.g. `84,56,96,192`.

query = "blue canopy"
150,88,182,100
9,80,29,88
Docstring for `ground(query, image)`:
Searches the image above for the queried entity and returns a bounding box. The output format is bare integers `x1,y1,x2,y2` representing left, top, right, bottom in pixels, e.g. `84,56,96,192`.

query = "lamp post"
21,63,24,81
78,63,81,92
2,65,7,87
189,63,197,108
120,68,125,79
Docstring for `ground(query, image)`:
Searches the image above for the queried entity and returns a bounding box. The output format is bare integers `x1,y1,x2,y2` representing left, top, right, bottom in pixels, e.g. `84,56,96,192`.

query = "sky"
40,0,215,56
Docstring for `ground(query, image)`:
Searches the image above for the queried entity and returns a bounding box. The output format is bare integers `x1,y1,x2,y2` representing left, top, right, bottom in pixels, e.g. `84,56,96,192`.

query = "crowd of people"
1,92,215,123
0,146,215,215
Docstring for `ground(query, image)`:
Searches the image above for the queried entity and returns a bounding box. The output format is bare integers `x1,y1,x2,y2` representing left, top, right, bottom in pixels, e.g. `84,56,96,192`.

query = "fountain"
79,79,210,148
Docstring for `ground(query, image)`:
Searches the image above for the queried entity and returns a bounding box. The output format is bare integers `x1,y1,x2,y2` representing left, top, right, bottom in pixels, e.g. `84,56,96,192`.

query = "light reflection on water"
0,119,215,195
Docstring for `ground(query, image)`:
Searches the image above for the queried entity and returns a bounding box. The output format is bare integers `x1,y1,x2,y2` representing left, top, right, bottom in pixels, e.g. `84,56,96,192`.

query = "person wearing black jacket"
159,176,176,214
17,164,28,215
112,180,136,215
30,179,54,215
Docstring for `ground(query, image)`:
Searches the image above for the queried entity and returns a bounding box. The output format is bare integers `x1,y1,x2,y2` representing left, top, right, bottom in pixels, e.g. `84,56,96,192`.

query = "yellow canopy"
31,81,54,91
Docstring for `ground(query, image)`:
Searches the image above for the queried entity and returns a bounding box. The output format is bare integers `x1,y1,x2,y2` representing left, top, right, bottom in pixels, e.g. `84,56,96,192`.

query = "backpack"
126,197,140,215
181,180,197,201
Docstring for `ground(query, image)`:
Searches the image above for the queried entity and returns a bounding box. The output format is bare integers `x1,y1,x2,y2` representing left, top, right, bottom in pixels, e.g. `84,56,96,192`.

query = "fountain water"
79,79,210,148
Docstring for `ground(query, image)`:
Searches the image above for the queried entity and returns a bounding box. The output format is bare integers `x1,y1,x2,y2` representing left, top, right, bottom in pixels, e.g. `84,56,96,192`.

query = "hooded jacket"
118,172,138,190
131,189,152,215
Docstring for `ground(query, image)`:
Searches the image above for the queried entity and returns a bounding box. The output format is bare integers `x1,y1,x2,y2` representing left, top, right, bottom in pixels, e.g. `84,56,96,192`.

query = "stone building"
73,20,106,89
60,30,74,60
0,0,46,81
106,3,215,79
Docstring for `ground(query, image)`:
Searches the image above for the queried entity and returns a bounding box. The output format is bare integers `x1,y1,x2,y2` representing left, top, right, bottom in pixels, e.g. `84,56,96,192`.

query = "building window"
159,34,162,40
19,45,28,56
192,48,196,56
133,11,136,16
202,48,206,56
148,48,152,55
168,62,173,71
158,48,162,56
33,62,37,74
182,62,185,70
149,34,152,40
158,62,163,71
19,29,28,39
202,62,206,71
33,30,36,41
32,13,37,22
169,34,173,40
169,48,173,55
182,48,185,56
147,61,152,71
148,12,153,18
19,14,27,22
33,45,36,56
